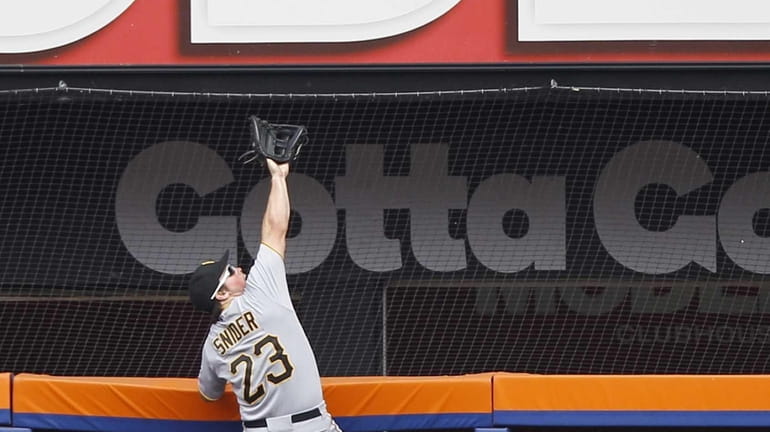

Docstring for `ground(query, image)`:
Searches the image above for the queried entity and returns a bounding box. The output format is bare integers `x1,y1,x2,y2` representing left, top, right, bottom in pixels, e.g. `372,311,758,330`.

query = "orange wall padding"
323,374,492,417
493,374,770,411
0,373,10,424
12,373,493,431
13,373,770,430
492,373,770,427
13,375,239,421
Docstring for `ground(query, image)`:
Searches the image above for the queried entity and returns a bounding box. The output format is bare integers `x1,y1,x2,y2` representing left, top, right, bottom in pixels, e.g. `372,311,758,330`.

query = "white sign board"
519,0,770,40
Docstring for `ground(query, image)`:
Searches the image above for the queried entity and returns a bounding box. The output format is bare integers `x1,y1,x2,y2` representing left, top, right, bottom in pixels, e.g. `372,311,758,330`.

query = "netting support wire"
6,82,770,96
381,284,388,376
0,85,548,98
549,81,770,96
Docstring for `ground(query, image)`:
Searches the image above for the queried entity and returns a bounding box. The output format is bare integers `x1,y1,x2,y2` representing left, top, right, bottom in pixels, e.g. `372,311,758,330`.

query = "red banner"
1,1,770,70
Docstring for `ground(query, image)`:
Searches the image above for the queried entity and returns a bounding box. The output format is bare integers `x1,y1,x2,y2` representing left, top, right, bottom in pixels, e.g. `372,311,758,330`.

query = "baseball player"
188,159,342,432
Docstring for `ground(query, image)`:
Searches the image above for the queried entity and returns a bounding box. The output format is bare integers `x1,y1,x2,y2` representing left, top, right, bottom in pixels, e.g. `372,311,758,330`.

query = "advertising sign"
3,0,770,64
2,89,770,378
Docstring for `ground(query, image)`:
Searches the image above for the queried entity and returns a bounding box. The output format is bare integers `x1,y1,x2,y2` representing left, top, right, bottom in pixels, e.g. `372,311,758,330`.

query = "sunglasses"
211,265,238,300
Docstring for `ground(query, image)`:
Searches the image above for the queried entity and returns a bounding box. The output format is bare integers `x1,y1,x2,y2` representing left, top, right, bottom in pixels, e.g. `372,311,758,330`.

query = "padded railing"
6,373,770,431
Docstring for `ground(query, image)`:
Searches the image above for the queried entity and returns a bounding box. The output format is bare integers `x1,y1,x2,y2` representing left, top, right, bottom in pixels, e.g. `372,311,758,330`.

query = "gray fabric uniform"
198,244,340,432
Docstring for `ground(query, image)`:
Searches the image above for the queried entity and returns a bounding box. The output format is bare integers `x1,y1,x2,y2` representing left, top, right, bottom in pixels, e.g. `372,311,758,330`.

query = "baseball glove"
238,116,308,166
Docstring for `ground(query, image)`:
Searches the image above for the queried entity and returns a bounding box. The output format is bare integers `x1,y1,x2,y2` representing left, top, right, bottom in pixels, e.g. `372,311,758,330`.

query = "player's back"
205,293,324,420
201,244,324,420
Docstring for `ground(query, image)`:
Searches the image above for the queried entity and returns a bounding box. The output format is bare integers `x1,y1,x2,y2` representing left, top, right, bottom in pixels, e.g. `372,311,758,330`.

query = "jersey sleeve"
245,243,293,309
197,347,226,401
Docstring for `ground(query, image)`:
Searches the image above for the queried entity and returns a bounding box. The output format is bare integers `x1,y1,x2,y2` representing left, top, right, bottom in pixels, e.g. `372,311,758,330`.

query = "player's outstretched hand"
266,158,289,178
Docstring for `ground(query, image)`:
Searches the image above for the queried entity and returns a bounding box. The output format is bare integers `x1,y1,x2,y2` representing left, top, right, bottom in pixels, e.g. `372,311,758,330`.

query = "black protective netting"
1,86,770,377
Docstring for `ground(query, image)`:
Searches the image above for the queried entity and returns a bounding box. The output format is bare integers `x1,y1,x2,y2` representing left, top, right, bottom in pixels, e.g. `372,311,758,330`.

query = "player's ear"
214,288,228,301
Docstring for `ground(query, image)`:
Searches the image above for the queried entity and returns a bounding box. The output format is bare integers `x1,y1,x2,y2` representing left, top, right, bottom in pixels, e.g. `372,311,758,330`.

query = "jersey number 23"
230,334,295,404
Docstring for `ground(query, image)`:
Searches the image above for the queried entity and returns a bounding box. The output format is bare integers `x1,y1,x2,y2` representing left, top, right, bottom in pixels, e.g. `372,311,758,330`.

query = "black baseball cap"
188,250,231,312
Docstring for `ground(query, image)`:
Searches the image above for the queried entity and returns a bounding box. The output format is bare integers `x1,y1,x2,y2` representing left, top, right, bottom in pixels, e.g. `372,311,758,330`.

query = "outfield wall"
4,373,770,431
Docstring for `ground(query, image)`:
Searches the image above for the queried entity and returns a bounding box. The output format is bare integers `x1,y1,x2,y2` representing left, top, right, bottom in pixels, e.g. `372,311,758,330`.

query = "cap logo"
200,260,216,265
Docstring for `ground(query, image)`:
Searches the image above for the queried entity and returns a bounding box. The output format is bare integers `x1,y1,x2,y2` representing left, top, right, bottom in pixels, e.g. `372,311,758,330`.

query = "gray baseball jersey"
198,244,324,421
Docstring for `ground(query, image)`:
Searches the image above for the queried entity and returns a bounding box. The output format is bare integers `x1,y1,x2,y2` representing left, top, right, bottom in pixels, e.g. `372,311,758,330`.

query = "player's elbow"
262,218,289,244
264,213,289,235
199,390,221,402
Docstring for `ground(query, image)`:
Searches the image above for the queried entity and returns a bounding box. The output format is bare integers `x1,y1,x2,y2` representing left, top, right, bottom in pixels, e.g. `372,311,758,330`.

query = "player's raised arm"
261,158,290,258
